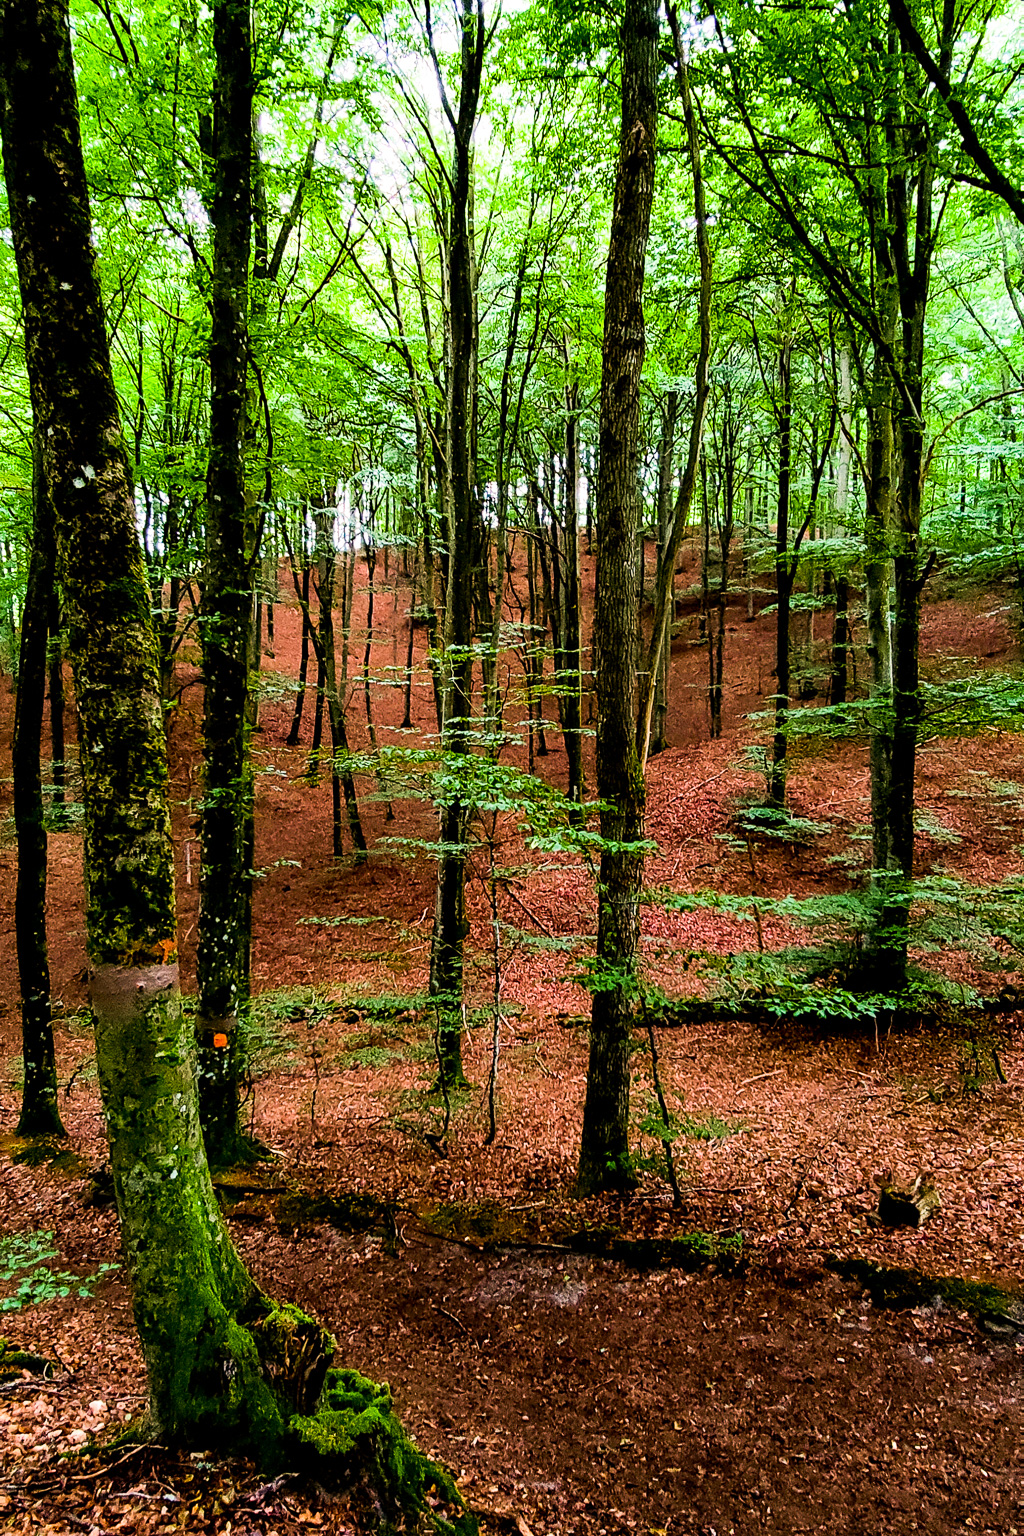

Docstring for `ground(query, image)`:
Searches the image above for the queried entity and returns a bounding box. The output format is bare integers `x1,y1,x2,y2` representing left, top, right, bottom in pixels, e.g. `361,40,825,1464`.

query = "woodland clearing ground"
0,548,1022,1532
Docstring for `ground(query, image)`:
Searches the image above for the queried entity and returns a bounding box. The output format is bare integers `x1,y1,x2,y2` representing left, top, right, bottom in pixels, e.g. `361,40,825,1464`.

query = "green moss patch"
289,1368,477,1534
273,1188,396,1238
0,1338,53,1382
571,1227,746,1271
2,1133,87,1176
267,1189,746,1275
827,1255,1024,1334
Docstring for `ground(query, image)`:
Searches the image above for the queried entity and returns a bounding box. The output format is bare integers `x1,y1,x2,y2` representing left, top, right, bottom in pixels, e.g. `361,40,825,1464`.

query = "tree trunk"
830,346,853,706
578,0,658,1197
0,0,334,1446
872,75,938,986
830,576,850,706
47,595,67,821
768,330,793,809
286,553,311,746
428,0,486,1090
561,386,585,812
401,547,418,730
195,0,256,1165
864,304,898,973
14,435,65,1139
650,392,678,755
313,502,366,862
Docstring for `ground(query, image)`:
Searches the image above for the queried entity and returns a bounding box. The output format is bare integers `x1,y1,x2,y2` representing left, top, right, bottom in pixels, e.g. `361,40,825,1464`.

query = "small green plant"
43,795,84,831
728,800,832,846
675,1110,746,1141
0,1230,117,1313
242,986,338,1077
637,1102,744,1147
336,1044,400,1071
956,1022,1008,1094
341,989,428,1024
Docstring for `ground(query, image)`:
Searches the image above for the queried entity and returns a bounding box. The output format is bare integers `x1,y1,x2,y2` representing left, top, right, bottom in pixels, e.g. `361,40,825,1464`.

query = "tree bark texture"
0,0,333,1449
560,389,585,812
768,332,793,809
195,0,255,1163
578,0,658,1196
429,0,485,1089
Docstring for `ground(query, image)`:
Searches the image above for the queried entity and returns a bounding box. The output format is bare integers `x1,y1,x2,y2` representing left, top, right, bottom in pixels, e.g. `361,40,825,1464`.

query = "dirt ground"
1,540,1023,1535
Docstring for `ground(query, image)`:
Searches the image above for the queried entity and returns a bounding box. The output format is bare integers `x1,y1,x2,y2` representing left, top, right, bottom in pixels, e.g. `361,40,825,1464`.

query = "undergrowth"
0,1230,117,1313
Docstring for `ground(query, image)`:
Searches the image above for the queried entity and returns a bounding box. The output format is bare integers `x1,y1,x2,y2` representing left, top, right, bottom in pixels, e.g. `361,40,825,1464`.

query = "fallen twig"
738,1068,784,1089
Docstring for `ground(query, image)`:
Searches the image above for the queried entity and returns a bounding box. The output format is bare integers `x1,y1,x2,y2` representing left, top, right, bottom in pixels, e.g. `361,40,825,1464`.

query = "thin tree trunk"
363,533,394,819
47,595,67,820
287,555,311,746
768,328,793,809
650,392,678,755
428,0,487,1091
830,347,853,707
578,0,658,1196
14,434,65,1139
313,503,366,862
562,386,585,812
865,315,897,910
830,576,850,706
195,0,256,1164
401,547,418,730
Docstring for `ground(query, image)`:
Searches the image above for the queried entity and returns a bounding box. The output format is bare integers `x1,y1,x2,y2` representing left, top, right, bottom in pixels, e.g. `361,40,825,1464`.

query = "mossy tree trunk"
195,0,256,1166
13,434,65,1140
0,0,335,1450
577,0,658,1196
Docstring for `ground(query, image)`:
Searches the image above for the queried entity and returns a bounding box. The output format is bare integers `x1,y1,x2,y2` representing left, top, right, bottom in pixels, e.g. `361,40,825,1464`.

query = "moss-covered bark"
91,962,326,1447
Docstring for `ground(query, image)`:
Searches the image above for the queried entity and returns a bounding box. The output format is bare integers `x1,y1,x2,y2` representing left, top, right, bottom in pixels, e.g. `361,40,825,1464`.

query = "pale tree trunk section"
768,325,793,809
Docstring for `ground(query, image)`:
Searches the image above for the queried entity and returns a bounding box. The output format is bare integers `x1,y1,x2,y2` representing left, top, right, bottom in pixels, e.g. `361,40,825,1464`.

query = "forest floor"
1,542,1023,1534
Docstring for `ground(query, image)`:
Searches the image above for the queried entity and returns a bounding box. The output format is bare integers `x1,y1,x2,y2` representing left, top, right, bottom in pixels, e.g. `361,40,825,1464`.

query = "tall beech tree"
705,0,967,984
577,0,659,1195
0,0,336,1444
195,0,257,1162
0,10,477,1519
426,0,487,1089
